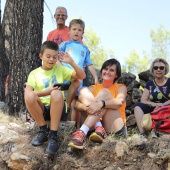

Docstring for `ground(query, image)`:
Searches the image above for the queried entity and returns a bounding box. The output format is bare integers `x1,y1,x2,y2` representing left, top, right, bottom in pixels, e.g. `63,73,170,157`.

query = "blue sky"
1,0,170,65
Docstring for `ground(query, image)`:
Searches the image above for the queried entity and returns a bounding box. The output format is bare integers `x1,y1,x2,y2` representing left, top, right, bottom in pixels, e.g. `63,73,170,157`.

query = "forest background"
0,0,170,115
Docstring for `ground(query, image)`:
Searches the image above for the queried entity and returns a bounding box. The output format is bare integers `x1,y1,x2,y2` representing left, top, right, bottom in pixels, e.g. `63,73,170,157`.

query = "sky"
1,0,170,65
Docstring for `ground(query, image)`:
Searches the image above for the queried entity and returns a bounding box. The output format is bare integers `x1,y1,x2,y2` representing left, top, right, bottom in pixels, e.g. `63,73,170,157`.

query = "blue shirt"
59,39,92,70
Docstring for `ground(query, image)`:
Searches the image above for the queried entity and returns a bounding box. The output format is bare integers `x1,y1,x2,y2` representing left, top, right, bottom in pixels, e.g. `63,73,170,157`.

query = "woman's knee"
134,106,143,116
78,87,93,100
102,110,124,129
79,87,90,95
97,89,112,99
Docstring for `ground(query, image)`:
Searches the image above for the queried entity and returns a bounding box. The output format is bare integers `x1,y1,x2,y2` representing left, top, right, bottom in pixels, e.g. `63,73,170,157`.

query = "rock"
126,114,136,127
127,80,140,92
139,79,147,88
154,149,170,165
138,70,154,82
7,153,30,170
132,88,143,103
126,94,133,107
115,141,128,157
117,72,136,86
148,152,156,158
128,135,148,146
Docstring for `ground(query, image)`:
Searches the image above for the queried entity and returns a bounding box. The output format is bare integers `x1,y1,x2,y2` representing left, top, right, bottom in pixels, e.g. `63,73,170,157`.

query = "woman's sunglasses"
153,66,165,70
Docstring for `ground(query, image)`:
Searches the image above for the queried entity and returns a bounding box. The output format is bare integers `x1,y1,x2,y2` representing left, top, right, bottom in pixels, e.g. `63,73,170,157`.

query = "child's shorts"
43,102,67,121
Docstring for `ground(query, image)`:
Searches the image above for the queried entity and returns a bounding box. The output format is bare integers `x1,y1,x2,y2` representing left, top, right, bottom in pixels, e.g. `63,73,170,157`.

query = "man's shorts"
43,102,67,121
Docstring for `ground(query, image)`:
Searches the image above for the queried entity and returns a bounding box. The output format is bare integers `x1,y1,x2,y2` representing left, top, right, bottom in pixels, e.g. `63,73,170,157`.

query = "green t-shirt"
26,65,73,106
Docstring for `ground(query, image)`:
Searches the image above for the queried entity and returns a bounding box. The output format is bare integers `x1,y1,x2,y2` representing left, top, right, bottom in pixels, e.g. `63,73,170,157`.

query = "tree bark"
2,0,43,115
0,0,9,101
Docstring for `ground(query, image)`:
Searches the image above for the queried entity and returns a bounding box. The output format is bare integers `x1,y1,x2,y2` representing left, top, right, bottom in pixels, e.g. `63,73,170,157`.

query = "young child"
24,41,85,154
59,19,99,123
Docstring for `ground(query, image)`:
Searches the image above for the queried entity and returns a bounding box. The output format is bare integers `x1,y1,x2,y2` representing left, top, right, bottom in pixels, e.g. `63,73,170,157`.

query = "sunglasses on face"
153,66,165,70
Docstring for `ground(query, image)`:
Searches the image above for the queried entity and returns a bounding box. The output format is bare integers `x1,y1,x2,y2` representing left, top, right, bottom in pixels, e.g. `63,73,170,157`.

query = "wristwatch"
101,100,105,109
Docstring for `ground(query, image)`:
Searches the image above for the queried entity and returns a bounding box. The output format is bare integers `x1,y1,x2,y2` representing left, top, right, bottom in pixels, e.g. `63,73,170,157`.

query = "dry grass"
0,110,12,123
0,110,169,170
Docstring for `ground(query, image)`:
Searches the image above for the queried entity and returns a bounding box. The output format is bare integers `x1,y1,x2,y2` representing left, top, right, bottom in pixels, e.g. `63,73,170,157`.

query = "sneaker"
46,133,59,154
31,129,49,146
89,126,107,143
114,125,128,139
140,132,148,139
68,130,86,149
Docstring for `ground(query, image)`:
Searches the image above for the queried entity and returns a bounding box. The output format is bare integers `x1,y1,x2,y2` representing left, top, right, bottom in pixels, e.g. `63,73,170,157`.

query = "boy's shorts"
43,102,67,121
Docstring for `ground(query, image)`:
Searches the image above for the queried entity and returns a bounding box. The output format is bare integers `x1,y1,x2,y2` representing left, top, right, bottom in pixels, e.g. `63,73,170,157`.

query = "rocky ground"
0,110,170,170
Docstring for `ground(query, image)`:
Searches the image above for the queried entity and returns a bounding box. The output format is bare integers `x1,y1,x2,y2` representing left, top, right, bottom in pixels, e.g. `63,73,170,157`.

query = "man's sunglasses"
153,66,165,70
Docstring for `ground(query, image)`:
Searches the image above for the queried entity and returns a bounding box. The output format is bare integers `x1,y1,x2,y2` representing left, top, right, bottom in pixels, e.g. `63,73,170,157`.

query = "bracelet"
101,100,105,109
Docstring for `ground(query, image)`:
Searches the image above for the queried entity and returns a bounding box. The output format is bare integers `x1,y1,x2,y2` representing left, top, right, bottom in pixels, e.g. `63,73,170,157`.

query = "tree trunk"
0,0,9,101
2,0,43,115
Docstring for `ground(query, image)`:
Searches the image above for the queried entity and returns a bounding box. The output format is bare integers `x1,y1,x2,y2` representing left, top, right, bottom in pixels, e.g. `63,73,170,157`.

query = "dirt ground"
0,111,170,170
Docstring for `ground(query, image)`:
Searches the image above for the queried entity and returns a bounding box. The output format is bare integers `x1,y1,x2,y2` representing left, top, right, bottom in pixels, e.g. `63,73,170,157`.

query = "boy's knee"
24,91,37,104
51,90,63,102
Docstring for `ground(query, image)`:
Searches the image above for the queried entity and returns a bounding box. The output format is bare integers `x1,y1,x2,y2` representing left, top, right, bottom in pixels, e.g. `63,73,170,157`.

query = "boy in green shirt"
24,41,85,154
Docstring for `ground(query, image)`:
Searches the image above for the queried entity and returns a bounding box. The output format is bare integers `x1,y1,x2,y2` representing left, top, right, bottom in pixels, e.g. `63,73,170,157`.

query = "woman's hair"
100,58,121,82
150,58,169,75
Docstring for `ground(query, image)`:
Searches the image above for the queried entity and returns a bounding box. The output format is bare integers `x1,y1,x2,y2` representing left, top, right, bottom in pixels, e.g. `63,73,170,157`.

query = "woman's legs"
102,109,124,133
78,88,110,129
78,87,125,131
134,102,155,135
69,88,127,149
134,106,145,133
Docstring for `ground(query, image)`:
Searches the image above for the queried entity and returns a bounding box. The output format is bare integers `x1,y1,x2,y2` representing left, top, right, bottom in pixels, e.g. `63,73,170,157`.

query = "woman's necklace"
155,77,167,86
